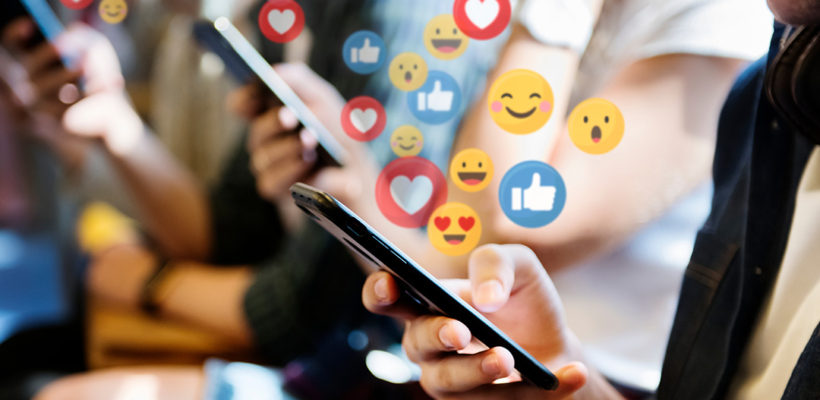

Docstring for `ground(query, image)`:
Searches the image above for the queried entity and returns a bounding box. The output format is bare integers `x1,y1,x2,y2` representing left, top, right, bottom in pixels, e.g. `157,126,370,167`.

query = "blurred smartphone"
0,0,75,66
193,17,347,167
290,183,560,391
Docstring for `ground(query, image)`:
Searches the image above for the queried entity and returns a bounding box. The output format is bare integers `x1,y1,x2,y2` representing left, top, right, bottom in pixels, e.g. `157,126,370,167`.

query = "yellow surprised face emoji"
389,52,428,92
567,98,625,154
487,69,554,135
424,14,469,60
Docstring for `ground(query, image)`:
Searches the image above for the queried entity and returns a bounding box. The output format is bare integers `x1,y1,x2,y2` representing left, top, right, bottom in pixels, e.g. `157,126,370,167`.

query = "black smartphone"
192,17,347,168
290,183,559,391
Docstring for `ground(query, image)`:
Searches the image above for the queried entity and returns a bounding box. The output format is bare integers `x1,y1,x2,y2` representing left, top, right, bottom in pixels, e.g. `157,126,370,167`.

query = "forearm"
455,51,740,270
154,261,255,347
504,55,739,269
559,334,625,400
446,25,581,272
452,25,580,173
102,114,212,260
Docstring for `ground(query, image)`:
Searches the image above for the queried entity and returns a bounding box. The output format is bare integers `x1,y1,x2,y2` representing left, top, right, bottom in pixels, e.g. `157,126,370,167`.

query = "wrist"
558,333,625,400
139,257,173,315
102,103,145,156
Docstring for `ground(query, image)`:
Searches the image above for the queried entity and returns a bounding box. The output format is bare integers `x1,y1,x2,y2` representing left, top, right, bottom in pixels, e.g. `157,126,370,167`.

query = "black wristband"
139,257,171,316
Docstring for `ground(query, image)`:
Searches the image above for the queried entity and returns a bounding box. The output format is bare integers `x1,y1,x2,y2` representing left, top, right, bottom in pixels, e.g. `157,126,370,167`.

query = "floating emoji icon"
99,0,128,24
390,126,424,157
428,202,482,256
389,52,428,92
487,69,554,134
450,148,493,192
568,98,625,154
424,14,469,60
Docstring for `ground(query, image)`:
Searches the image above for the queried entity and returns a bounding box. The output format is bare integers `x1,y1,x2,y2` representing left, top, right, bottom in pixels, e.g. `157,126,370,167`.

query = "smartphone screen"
290,183,559,391
193,17,348,167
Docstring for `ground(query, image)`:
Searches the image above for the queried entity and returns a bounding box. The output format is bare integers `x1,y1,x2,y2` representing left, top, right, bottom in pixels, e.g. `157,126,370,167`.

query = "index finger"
468,244,548,313
227,83,266,119
362,271,427,322
1,18,34,53
246,106,299,152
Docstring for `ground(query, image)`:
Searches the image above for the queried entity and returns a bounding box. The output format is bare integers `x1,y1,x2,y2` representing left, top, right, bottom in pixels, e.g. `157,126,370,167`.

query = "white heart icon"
350,108,378,133
268,9,295,34
464,0,499,29
390,176,433,215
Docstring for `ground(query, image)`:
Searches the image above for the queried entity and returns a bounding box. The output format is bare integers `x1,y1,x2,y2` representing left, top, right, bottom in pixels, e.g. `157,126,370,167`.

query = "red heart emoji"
458,216,475,232
434,216,451,231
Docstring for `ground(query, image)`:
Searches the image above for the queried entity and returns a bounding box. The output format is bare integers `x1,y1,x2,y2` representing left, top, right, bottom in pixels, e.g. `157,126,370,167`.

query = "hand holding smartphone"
290,183,559,391
193,17,348,168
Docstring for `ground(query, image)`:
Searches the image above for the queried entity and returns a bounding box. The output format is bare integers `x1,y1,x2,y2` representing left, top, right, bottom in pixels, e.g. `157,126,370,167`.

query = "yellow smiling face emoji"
99,0,128,24
390,126,424,157
450,148,493,192
487,69,554,135
427,202,481,256
568,98,625,154
389,52,428,92
424,14,469,60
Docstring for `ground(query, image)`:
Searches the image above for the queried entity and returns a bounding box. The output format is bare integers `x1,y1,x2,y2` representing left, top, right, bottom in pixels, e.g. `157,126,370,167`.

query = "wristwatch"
139,257,172,315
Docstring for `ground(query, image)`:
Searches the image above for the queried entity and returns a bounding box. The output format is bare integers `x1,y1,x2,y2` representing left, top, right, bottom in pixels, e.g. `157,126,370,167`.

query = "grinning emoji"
424,14,469,60
487,69,554,135
389,52,428,92
99,0,128,24
391,125,424,157
450,148,493,192
427,202,481,256
567,98,625,154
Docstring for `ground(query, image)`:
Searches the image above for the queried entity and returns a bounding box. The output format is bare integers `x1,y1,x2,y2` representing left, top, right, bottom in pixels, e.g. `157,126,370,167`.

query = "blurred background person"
0,2,210,397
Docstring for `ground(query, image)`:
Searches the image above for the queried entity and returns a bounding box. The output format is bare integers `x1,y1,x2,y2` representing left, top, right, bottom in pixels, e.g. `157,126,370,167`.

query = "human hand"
229,63,377,204
1,18,142,153
87,244,158,308
230,80,318,202
362,244,596,399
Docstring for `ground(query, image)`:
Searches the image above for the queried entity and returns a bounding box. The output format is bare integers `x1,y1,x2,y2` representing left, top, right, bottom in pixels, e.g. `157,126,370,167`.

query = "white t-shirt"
727,147,820,399
517,0,774,392
572,0,774,104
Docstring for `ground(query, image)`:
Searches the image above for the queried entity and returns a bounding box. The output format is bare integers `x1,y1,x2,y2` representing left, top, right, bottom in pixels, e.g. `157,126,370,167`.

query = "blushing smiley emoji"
450,148,493,192
424,14,469,60
99,0,128,24
390,126,424,157
487,69,554,134
428,202,482,256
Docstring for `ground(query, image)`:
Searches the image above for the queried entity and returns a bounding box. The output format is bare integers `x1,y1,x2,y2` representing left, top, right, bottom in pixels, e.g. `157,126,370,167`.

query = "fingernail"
438,324,456,350
481,353,502,377
476,280,504,308
374,277,389,303
279,107,298,129
302,148,317,163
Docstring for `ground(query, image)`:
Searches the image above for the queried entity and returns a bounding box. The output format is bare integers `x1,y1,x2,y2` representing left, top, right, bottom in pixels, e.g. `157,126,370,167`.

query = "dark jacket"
658,25,820,399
